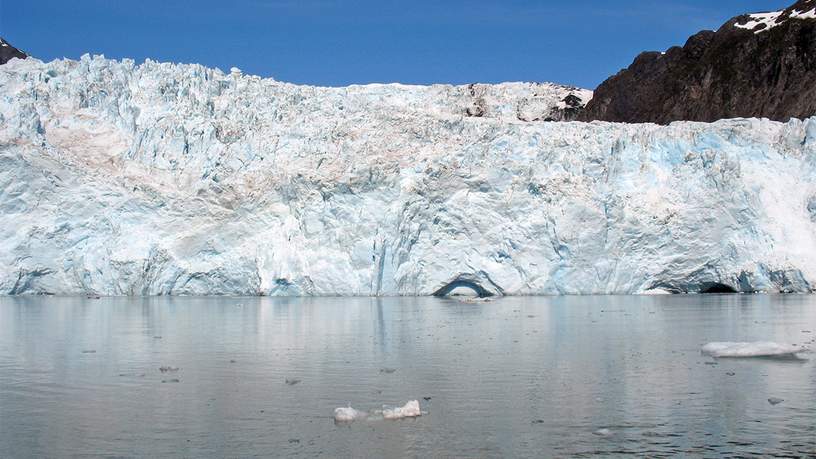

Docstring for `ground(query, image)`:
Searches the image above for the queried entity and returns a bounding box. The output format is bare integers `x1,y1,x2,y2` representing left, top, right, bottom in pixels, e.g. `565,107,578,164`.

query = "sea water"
1,295,814,457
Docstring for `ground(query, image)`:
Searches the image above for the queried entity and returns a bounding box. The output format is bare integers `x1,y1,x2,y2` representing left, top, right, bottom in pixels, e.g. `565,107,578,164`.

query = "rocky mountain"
0,38,27,65
1,55,815,295
581,0,816,124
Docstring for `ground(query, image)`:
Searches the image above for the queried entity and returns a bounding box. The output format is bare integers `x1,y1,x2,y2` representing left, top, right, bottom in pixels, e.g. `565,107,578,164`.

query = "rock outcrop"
581,0,816,124
0,38,27,65
1,55,816,295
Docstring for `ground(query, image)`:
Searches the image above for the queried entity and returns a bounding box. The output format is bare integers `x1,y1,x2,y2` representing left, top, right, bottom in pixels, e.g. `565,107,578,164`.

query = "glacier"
1,54,816,296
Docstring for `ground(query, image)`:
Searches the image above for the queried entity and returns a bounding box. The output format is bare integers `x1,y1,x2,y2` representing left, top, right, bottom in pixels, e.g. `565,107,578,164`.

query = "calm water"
1,295,815,458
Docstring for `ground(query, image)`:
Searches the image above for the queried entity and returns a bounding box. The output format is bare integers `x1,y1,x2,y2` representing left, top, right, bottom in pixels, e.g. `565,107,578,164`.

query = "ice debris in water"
334,406,367,422
334,400,422,422
593,428,613,437
701,342,808,359
382,400,422,420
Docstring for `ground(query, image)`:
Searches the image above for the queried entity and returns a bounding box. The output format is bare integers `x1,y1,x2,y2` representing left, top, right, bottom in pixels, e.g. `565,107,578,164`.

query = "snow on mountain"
1,55,815,296
735,0,816,33
734,11,785,33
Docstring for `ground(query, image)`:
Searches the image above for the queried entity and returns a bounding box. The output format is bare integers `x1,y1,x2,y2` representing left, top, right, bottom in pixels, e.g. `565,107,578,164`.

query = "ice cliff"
1,55,815,296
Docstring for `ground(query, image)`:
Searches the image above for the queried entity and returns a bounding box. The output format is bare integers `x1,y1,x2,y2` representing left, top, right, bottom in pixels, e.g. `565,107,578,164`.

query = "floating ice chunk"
458,297,493,304
641,288,672,295
593,428,613,437
334,400,422,422
334,406,366,422
701,342,807,359
382,400,421,420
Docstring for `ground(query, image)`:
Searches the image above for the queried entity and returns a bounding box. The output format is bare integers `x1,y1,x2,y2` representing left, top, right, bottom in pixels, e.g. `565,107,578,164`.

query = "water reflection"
0,295,815,457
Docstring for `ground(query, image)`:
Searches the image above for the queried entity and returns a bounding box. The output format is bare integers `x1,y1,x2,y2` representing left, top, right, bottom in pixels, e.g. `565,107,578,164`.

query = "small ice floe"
382,400,421,420
334,400,422,423
768,397,784,406
459,297,492,304
641,288,672,295
334,406,367,423
593,428,613,437
701,342,808,359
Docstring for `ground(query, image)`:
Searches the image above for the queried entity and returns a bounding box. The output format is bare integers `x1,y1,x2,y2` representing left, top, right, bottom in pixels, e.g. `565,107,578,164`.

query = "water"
1,295,815,458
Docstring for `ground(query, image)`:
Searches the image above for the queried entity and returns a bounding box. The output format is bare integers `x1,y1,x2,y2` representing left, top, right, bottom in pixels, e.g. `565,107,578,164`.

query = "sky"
0,0,791,89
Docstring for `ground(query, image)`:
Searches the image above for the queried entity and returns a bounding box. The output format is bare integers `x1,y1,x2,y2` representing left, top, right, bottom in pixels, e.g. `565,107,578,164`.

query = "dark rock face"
581,0,816,124
0,38,27,65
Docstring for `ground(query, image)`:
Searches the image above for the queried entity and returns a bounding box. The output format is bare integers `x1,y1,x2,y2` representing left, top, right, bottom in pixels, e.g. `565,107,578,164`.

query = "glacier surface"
1,55,816,296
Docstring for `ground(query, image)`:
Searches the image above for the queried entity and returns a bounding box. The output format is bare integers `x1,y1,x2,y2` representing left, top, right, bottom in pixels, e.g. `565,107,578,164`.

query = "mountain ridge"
580,0,816,124
0,38,27,65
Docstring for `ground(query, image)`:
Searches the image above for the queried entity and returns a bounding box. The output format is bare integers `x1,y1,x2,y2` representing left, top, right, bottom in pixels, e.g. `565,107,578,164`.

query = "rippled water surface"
1,295,815,457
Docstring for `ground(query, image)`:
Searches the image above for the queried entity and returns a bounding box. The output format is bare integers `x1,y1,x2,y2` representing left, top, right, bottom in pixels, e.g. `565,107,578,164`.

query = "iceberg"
1,55,816,296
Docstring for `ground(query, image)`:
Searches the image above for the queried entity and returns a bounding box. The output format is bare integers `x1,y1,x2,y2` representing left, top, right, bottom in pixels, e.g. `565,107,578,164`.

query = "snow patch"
736,8,816,34
790,8,816,20
701,342,808,359
735,11,784,33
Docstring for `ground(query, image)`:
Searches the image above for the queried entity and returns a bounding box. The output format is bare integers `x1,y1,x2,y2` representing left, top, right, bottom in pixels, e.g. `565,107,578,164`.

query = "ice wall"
1,55,814,295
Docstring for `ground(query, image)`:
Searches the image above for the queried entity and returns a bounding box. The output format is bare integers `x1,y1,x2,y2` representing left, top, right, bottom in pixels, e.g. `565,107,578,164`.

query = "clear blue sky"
0,0,789,88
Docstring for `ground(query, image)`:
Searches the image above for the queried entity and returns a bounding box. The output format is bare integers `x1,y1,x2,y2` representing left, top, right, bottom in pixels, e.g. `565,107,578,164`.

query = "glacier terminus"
2,55,816,296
